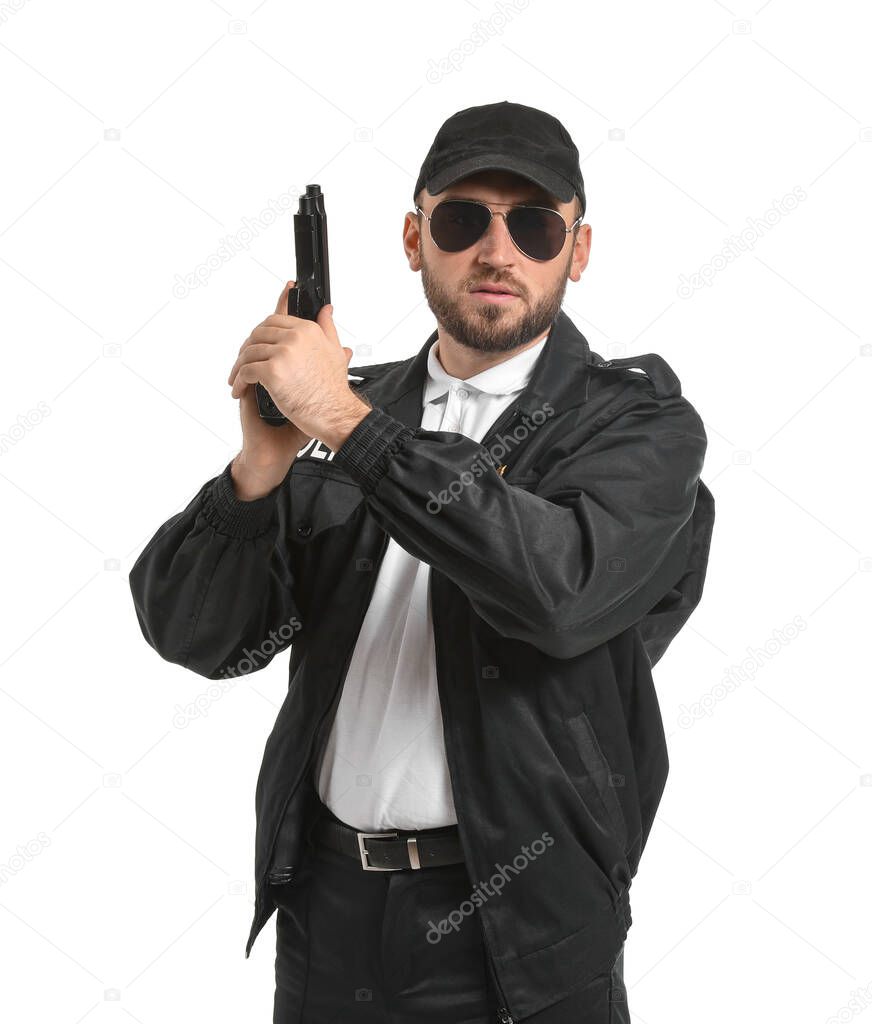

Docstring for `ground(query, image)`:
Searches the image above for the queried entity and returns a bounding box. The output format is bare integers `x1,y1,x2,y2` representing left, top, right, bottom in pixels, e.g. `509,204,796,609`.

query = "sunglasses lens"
429,201,491,252
426,201,570,260
507,206,566,260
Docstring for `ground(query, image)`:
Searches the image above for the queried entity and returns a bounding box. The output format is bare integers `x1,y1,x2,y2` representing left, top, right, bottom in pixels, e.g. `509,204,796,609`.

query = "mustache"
467,279,523,296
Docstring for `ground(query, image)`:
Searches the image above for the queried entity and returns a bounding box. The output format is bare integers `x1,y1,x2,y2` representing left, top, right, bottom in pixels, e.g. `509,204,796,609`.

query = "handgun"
256,183,331,425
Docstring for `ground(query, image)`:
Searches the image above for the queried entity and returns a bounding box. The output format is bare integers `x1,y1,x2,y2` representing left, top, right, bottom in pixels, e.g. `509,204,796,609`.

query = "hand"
227,281,352,498
227,281,360,446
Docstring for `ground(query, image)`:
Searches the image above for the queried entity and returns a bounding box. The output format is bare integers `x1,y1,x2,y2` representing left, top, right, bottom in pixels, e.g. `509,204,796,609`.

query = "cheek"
427,253,470,284
527,272,554,297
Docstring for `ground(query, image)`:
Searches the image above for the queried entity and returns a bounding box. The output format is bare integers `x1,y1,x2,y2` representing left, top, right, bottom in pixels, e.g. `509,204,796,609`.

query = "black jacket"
128,309,714,1022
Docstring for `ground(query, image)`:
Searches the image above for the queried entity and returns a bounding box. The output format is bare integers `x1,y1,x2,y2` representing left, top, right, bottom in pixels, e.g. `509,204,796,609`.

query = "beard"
419,242,573,355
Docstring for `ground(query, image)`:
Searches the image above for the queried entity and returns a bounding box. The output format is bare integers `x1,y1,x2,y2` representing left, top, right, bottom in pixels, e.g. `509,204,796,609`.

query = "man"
129,101,714,1024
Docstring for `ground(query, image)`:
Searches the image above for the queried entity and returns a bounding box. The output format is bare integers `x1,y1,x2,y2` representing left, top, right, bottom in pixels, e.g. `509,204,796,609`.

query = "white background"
0,1,869,1022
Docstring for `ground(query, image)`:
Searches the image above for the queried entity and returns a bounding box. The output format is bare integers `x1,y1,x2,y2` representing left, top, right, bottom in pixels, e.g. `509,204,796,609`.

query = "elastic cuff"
202,460,285,538
331,407,417,496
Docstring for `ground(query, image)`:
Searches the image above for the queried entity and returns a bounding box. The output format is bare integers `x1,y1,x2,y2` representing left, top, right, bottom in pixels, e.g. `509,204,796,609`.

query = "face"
404,170,591,355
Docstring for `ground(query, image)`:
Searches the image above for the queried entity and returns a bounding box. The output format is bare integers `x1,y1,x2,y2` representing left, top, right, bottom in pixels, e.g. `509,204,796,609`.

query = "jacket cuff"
202,460,285,539
331,407,417,496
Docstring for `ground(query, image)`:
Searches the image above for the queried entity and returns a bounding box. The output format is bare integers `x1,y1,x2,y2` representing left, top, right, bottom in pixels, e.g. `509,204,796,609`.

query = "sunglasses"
416,198,583,262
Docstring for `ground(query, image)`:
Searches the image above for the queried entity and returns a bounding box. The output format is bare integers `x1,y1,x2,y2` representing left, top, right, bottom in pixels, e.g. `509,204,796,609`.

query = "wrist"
318,395,372,453
231,453,293,501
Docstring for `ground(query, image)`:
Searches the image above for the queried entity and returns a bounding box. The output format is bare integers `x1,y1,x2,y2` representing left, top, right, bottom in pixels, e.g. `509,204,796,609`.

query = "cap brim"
425,153,575,204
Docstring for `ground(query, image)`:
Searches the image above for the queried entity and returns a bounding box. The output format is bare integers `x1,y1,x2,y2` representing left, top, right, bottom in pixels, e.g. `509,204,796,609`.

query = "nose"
475,211,517,267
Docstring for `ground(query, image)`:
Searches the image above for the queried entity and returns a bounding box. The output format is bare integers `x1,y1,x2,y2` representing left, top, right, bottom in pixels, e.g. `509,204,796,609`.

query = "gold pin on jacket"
497,465,507,476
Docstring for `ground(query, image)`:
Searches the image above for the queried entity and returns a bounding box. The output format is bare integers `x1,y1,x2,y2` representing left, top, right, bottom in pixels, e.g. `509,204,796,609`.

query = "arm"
330,383,707,660
128,459,303,679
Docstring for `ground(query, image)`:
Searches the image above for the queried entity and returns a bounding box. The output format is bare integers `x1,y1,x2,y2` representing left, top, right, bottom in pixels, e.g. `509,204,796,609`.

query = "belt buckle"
356,831,406,871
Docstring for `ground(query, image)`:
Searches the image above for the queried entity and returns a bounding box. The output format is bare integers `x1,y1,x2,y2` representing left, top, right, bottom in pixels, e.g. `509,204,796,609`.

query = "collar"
422,333,549,406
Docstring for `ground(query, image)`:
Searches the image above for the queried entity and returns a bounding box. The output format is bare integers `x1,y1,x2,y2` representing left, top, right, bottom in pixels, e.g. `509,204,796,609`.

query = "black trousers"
271,793,630,1023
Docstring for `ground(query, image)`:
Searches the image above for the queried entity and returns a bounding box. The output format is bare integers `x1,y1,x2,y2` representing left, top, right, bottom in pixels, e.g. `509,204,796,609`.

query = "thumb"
275,279,295,315
316,303,339,345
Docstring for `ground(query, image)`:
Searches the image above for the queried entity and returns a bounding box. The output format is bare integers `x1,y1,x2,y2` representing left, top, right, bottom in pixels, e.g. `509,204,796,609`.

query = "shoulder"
576,350,707,456
585,351,682,401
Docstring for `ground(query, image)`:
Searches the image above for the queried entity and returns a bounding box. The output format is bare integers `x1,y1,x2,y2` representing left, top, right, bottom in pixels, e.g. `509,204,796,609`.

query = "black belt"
312,814,465,871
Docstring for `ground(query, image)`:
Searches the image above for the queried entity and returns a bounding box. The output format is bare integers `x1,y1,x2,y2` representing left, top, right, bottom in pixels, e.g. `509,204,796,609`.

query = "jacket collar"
351,309,593,433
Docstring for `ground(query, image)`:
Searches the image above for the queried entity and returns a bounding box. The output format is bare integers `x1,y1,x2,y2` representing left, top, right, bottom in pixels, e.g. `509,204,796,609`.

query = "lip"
469,286,519,303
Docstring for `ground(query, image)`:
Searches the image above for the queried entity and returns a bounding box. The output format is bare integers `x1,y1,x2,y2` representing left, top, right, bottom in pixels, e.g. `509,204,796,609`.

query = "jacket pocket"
505,473,539,491
564,710,628,851
290,462,365,542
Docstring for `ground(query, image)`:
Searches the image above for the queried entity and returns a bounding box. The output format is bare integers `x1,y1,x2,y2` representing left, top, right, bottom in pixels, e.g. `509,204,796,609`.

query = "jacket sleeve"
128,460,303,680
331,384,707,660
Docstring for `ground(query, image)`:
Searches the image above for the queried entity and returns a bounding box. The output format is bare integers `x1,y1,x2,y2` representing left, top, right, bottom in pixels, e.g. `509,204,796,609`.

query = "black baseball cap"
413,100,586,217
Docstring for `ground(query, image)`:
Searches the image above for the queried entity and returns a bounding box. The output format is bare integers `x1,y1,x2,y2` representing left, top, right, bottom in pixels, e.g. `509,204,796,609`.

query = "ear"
404,211,423,271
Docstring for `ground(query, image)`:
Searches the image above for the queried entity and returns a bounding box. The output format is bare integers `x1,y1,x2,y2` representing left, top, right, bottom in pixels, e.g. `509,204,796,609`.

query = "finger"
230,359,272,399
229,335,257,383
228,328,289,383
232,326,272,366
227,342,276,389
274,280,296,315
247,325,289,344
316,303,339,346
262,313,309,329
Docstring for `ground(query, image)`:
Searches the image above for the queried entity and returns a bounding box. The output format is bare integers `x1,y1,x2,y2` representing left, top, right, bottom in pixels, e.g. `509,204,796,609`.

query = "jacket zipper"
479,405,523,477
261,526,392,893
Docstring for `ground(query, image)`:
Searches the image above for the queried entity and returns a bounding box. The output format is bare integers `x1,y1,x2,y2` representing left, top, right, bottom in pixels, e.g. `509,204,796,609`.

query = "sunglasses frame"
415,198,583,262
